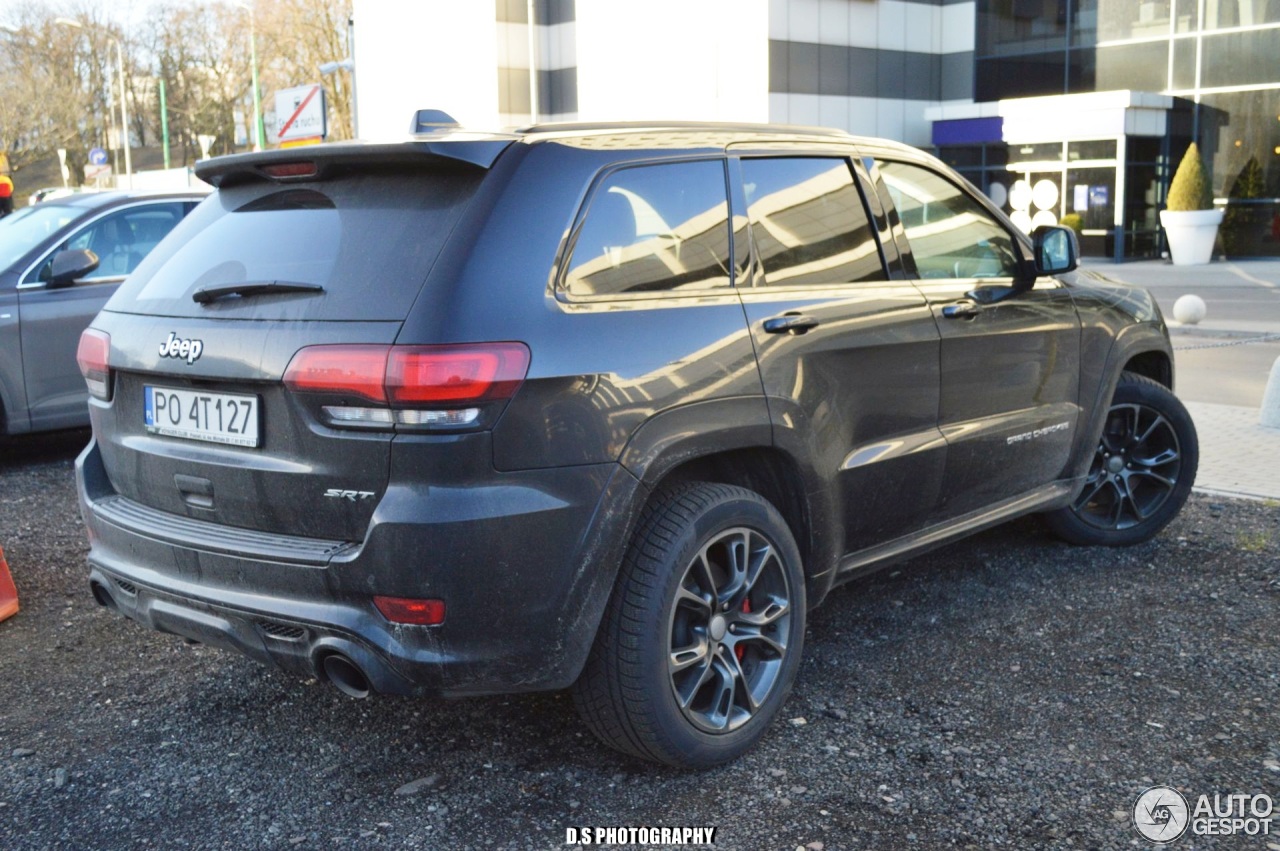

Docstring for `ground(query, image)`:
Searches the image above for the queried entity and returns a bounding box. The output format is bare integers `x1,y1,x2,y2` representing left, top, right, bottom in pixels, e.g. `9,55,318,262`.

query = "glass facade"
972,0,1280,255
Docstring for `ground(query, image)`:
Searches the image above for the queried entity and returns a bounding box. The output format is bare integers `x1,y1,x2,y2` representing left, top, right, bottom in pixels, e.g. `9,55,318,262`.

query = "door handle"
763,313,820,335
942,301,981,320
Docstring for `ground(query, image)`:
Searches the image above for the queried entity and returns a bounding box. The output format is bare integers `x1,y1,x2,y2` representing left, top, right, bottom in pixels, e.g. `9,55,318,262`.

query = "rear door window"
564,159,732,297
107,169,482,320
741,157,886,287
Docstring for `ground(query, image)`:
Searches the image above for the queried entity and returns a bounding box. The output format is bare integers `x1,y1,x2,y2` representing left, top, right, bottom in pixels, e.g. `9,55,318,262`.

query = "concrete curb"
1167,325,1280,340
1192,485,1280,504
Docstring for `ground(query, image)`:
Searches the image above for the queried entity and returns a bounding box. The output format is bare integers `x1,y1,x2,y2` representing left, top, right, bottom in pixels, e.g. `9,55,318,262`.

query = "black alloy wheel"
667,526,794,734
1044,372,1198,546
573,483,806,768
1074,401,1183,530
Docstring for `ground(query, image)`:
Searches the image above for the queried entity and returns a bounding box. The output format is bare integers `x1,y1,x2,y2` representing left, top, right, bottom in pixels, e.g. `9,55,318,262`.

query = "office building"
353,0,1279,256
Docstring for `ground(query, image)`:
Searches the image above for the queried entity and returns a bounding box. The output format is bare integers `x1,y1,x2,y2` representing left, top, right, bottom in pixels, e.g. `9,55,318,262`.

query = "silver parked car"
0,190,205,435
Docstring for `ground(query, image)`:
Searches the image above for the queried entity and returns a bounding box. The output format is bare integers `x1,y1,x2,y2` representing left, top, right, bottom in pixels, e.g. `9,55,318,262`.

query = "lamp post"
319,58,356,139
55,17,131,184
235,2,264,151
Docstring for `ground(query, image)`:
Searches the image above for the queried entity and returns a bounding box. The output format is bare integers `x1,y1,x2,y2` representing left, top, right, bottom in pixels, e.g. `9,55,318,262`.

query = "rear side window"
564,160,732,297
108,169,481,320
741,157,885,287
877,160,1021,280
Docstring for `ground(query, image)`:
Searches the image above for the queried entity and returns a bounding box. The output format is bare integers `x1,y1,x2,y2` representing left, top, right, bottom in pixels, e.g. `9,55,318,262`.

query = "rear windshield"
106,168,482,320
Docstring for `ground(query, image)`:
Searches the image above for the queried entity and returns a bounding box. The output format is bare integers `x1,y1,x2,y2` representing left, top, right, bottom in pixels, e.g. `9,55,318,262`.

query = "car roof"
52,190,206,210
197,121,923,186
510,120,915,153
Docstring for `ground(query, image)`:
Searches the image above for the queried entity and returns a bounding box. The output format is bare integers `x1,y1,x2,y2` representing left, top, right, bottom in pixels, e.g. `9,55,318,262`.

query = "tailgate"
84,155,489,540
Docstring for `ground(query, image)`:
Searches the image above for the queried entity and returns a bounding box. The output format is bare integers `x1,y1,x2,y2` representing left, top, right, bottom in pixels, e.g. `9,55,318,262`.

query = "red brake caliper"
735,597,751,661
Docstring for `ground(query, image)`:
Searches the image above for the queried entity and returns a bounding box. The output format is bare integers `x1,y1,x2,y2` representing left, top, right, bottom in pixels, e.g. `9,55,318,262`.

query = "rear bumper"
77,438,641,697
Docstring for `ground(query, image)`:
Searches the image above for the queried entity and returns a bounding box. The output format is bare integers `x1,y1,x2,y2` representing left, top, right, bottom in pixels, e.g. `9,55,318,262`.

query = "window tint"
877,160,1021,280
741,157,885,287
109,170,481,320
565,160,731,297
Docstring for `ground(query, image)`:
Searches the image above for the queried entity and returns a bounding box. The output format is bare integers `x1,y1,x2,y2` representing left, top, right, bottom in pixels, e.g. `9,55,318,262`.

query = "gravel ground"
1,429,1278,850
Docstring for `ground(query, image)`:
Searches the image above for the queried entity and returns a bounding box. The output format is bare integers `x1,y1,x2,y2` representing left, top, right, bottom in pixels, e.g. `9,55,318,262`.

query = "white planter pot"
1160,208,1224,266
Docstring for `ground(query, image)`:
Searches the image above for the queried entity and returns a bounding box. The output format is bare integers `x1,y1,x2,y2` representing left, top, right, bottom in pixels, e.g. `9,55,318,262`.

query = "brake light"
76,329,112,400
261,161,318,179
373,596,445,625
386,344,530,404
283,345,390,402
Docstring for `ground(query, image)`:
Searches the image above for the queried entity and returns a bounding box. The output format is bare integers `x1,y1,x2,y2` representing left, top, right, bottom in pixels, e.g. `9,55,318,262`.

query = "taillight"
282,345,389,402
386,344,530,404
282,342,530,431
373,596,445,625
76,329,112,401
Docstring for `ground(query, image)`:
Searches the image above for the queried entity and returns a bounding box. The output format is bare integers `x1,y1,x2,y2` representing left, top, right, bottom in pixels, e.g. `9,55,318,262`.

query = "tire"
1044,371,1198,546
572,482,806,768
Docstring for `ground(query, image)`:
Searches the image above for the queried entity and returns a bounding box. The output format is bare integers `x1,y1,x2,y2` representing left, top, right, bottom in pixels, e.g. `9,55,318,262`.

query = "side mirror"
47,248,100,288
1031,225,1078,275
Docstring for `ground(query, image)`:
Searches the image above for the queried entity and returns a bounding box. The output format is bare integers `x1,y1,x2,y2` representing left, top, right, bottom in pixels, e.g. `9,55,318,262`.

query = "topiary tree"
1166,143,1213,211
1220,157,1265,255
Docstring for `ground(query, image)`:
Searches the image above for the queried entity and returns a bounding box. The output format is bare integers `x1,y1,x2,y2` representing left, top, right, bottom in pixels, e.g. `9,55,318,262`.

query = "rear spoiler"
195,138,516,188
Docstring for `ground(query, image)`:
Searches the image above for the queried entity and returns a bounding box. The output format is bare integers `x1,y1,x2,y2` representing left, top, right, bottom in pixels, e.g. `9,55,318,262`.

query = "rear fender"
619,396,772,486
622,396,841,608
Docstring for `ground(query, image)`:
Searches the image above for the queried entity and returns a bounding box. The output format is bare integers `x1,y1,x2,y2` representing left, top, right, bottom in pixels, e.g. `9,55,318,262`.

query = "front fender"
1066,322,1175,483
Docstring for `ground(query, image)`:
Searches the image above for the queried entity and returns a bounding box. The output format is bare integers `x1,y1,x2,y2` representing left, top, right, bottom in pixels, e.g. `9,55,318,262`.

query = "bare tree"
145,2,256,163
0,0,123,184
255,0,355,142
2,0,358,184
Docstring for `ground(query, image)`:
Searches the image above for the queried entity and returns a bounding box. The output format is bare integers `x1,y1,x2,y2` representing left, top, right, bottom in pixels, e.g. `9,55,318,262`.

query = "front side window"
564,160,732,297
33,203,187,283
878,160,1022,280
0,204,78,272
741,157,885,287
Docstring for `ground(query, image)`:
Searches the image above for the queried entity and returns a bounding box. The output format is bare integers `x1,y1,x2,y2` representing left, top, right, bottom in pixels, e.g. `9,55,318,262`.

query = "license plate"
144,386,260,448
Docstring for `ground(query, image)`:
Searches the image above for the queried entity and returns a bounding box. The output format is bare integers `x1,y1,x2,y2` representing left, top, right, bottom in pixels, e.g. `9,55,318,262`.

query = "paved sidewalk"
1083,258,1280,501
1185,401,1280,501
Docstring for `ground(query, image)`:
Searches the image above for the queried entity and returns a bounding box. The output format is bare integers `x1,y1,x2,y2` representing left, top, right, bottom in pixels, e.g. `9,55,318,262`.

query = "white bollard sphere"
1172,294,1207,325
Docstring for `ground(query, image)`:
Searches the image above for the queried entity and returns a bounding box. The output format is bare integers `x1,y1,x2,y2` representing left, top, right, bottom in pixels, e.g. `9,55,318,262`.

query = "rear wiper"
192,281,324,305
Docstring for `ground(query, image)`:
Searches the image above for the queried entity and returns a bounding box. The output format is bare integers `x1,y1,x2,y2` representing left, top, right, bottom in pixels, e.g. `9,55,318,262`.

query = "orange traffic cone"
0,545,18,623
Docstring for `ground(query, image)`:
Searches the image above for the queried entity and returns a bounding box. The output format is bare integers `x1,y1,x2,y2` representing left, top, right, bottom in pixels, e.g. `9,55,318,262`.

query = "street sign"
89,147,108,166
84,164,112,181
274,84,327,144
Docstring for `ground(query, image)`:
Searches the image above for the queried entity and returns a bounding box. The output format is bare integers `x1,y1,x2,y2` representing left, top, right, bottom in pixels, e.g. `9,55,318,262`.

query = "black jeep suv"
76,118,1197,768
